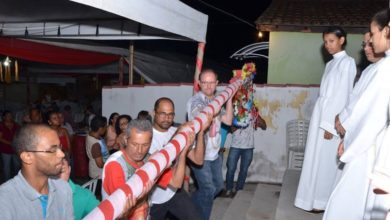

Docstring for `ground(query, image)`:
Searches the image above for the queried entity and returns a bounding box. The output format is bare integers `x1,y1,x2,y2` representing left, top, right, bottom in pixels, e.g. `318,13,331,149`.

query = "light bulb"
258,31,263,38
3,57,10,66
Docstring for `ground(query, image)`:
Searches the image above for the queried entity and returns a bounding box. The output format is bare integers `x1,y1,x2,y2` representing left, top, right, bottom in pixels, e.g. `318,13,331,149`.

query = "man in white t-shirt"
187,69,234,220
149,97,211,220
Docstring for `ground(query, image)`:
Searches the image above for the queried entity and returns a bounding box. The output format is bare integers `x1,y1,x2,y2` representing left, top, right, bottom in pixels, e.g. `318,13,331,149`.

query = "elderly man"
149,97,211,220
0,124,73,219
102,119,196,220
187,69,234,220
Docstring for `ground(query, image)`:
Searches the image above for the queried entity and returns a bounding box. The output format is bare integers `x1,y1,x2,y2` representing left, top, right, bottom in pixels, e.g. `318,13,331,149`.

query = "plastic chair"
82,177,99,195
286,119,309,170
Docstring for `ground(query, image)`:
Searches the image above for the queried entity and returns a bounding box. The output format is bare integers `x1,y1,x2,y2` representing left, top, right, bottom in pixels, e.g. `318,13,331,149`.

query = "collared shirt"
0,171,74,220
187,91,224,161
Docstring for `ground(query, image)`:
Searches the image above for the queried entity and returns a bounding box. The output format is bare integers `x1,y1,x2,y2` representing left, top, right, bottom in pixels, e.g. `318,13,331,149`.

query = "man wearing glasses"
148,97,211,220
186,69,234,220
0,124,74,219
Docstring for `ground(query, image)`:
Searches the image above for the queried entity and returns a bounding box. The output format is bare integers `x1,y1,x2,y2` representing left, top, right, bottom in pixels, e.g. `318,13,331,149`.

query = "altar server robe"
295,50,356,211
324,54,390,220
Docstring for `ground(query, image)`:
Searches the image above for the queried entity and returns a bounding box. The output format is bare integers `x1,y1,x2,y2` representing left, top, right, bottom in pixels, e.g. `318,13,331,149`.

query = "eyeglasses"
361,41,372,49
25,144,63,154
128,142,150,149
156,111,175,118
200,81,217,86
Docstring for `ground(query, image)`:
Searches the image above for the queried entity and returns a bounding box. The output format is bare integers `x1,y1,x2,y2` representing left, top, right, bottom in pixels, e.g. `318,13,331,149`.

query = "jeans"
1,153,20,181
191,154,224,220
225,147,254,191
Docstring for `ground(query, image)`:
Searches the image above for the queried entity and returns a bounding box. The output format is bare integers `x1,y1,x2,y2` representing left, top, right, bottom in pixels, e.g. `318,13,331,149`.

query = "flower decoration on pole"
230,62,259,128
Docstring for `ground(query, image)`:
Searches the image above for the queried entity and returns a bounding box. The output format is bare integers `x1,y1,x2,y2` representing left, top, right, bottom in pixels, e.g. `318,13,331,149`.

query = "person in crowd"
86,116,108,197
186,69,235,220
115,114,132,150
62,105,75,128
105,112,119,151
0,111,20,181
47,111,72,156
223,114,266,198
103,119,193,220
295,26,356,212
324,9,390,219
23,107,43,124
137,110,152,122
58,112,75,139
84,105,96,129
149,97,212,220
0,124,73,219
59,156,99,220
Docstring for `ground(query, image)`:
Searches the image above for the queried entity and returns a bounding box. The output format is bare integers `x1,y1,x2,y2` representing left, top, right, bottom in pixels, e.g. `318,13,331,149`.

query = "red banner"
0,37,119,65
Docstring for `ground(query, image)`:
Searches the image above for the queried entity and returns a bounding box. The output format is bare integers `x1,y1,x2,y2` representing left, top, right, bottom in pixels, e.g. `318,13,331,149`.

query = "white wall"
102,84,319,183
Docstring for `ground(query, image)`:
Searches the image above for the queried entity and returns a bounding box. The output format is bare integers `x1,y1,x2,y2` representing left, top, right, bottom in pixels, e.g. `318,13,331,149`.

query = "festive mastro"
84,76,250,220
231,63,259,128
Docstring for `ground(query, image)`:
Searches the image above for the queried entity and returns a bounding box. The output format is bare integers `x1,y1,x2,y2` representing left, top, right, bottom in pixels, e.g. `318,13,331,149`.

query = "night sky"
135,0,272,83
182,0,272,83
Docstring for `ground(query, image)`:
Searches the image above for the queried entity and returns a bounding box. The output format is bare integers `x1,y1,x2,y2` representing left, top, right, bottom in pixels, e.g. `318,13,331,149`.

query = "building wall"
103,84,320,183
268,32,365,84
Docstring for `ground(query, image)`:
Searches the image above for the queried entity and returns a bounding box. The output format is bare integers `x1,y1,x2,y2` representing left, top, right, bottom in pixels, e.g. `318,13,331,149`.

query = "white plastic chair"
286,119,309,170
82,177,99,195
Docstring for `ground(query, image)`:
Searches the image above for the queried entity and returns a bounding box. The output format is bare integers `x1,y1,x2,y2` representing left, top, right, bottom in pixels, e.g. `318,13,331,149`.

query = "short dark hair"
323,26,347,47
115,114,132,135
90,116,107,132
137,110,152,122
45,110,59,125
108,112,119,125
153,97,175,111
13,124,52,154
372,8,390,32
125,119,153,142
2,110,11,118
198,69,218,81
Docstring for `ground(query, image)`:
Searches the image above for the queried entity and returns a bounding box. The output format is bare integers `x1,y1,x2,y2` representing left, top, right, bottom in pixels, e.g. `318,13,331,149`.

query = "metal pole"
129,42,134,85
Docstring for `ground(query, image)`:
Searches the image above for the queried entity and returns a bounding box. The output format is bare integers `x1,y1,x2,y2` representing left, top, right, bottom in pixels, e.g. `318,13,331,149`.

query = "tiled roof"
255,0,388,33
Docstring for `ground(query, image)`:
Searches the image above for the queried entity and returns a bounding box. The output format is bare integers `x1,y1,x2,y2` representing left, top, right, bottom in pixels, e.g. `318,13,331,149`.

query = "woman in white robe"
324,9,390,220
294,26,356,211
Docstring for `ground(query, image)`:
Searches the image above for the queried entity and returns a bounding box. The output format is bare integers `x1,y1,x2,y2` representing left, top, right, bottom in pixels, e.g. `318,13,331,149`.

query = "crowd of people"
295,8,390,220
0,7,389,220
0,66,266,220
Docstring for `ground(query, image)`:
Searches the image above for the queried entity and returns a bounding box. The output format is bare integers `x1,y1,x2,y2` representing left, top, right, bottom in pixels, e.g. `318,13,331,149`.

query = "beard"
159,121,172,130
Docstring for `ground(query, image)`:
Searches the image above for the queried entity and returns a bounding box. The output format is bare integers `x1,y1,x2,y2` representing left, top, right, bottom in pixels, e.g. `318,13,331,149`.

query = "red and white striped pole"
84,79,243,220
193,42,205,94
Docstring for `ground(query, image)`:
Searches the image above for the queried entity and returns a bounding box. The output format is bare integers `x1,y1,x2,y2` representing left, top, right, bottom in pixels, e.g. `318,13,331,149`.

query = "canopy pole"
118,57,124,86
129,42,134,85
193,42,205,94
26,68,31,106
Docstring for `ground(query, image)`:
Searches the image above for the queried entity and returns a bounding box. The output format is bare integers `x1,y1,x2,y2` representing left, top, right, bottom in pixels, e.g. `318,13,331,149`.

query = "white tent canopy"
0,0,208,42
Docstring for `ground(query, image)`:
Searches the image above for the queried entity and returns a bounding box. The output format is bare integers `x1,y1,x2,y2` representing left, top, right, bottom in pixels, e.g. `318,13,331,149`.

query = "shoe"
221,190,236,198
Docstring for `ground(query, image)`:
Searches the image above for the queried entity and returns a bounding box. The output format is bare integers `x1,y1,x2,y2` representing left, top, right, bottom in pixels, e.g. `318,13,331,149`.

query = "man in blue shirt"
0,124,74,219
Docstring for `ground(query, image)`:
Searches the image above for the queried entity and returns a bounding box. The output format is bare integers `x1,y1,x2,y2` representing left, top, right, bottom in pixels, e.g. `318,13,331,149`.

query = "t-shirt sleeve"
103,161,126,195
82,189,100,217
156,168,173,189
91,143,102,159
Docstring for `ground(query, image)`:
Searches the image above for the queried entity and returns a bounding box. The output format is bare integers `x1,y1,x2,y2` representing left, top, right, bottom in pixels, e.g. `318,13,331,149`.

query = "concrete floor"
210,170,324,220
